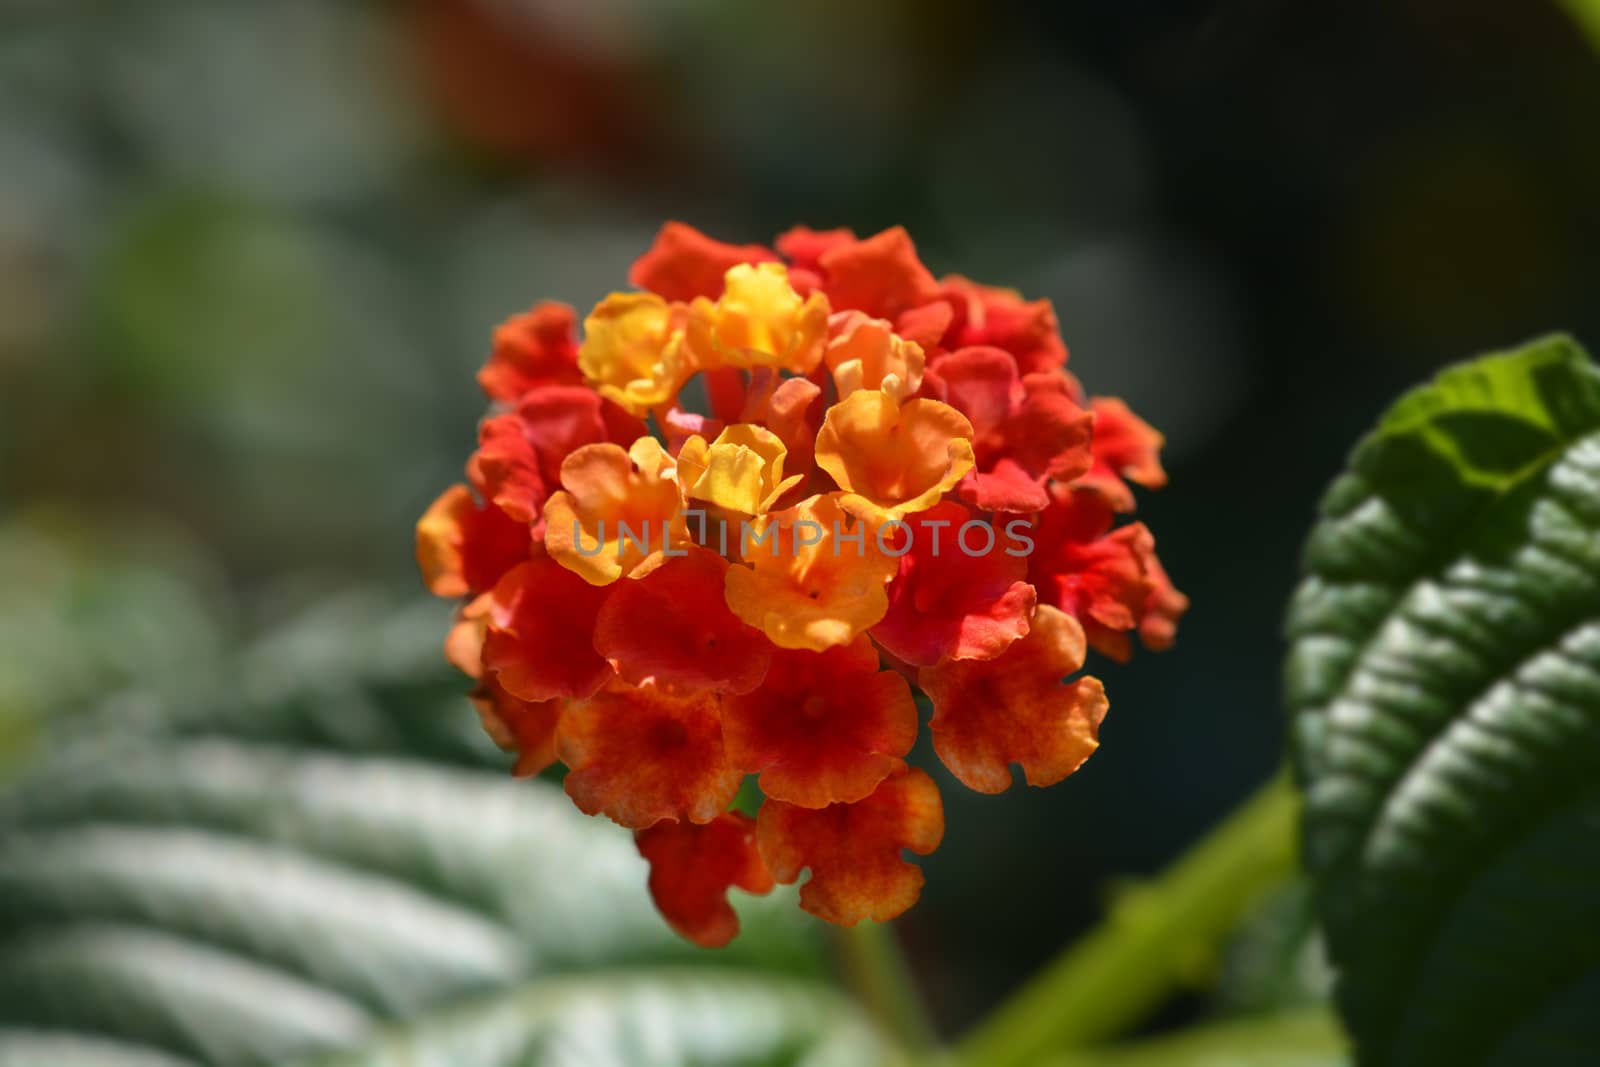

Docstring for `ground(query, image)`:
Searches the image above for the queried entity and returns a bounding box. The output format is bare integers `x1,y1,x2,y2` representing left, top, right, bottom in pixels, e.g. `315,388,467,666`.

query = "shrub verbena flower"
417,222,1188,946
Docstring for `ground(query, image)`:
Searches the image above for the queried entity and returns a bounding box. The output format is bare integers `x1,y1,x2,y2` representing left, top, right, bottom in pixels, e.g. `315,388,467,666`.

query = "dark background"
2,0,1597,1037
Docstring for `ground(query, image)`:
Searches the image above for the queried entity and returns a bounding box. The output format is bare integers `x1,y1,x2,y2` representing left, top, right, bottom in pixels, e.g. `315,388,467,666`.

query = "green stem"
833,920,939,1055
1042,1007,1344,1067
1559,0,1600,54
957,770,1300,1067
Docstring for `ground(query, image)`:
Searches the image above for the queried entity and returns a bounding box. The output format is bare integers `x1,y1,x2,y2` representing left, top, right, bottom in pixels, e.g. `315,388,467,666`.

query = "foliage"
1286,336,1600,1065
5,336,1600,1066
0,596,889,1067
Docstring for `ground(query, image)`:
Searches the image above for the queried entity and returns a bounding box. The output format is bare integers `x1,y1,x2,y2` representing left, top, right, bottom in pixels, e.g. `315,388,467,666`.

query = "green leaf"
0,512,228,766
0,597,894,1067
1285,335,1600,1066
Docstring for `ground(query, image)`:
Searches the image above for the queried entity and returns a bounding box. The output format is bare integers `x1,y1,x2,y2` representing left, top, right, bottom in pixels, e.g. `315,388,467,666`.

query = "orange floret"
467,383,647,539
416,483,530,598
811,226,940,322
514,384,648,485
543,437,687,585
480,557,614,702
471,682,564,778
757,766,944,925
558,678,741,829
723,494,897,651
773,225,855,291
925,346,1093,513
635,812,774,948
823,311,925,402
746,376,823,486
1076,396,1168,512
1026,485,1187,661
443,593,492,679
938,275,1068,375
813,391,975,522
630,221,777,302
593,546,772,694
1138,536,1189,654
870,500,1036,666
677,423,803,516
919,605,1108,794
469,414,547,526
578,292,690,415
685,263,829,375
477,301,584,403
723,636,916,808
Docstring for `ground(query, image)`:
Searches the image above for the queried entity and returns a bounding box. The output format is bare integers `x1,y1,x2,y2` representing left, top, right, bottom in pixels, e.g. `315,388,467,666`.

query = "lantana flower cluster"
417,223,1186,946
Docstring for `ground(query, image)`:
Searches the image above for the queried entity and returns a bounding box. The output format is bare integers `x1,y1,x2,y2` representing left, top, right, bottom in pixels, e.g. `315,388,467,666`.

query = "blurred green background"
2,0,1598,1049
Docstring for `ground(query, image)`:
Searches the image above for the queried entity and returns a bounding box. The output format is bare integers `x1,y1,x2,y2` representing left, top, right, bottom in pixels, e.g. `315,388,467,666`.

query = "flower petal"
870,500,1036,666
894,301,955,350
1025,486,1157,661
658,405,724,454
919,605,1108,794
723,636,916,807
815,391,975,522
544,438,686,585
593,546,773,694
630,222,778,302
481,557,614,701
635,812,774,948
815,227,939,321
444,593,492,678
774,225,856,274
824,312,925,402
1009,375,1094,484
924,346,1020,440
517,384,648,488
472,386,649,535
1076,396,1168,510
956,460,1052,513
1138,534,1188,653
471,681,563,778
723,495,897,651
416,484,530,598
478,301,584,403
680,423,799,515
559,679,740,828
691,263,829,375
469,414,547,525
928,348,1092,513
939,275,1067,375
751,376,823,485
578,292,689,415
757,766,944,925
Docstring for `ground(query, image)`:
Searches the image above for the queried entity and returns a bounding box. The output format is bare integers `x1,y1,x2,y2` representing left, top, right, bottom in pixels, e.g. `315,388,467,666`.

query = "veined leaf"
0,598,894,1067
1285,335,1600,1065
